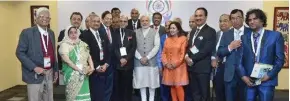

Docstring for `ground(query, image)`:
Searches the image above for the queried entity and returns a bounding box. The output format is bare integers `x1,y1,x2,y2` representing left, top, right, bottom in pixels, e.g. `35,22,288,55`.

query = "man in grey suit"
211,14,232,101
150,12,166,37
16,7,58,101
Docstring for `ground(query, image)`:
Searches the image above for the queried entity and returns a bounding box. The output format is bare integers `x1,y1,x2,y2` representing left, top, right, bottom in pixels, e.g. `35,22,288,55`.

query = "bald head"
120,15,129,28
189,15,196,29
173,17,182,25
219,14,232,32
131,8,140,20
140,15,150,28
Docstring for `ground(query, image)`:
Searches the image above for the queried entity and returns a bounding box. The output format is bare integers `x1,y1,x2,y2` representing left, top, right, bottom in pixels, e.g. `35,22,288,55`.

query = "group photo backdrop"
57,1,263,32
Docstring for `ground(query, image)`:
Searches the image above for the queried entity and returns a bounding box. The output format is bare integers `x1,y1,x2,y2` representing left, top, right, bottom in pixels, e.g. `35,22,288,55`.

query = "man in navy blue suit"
217,9,250,101
238,9,284,101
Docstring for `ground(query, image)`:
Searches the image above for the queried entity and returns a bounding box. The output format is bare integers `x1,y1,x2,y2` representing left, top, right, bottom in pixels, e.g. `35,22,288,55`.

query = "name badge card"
44,56,51,68
120,47,127,56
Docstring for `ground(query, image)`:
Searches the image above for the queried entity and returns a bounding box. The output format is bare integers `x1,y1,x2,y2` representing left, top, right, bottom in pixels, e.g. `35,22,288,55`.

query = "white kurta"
133,28,160,89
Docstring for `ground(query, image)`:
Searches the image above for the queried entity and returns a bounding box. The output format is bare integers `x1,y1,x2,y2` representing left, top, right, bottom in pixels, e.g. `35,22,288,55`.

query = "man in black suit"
57,12,83,71
80,14,111,101
126,8,141,31
150,12,166,37
185,7,216,101
98,11,116,101
112,15,137,101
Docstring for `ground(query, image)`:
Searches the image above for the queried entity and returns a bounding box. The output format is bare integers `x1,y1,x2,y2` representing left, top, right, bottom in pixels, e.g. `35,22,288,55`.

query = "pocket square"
128,36,132,40
198,36,203,40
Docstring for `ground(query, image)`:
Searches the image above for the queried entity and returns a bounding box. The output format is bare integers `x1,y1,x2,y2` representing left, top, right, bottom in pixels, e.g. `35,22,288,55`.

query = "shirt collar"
102,23,109,30
90,28,99,35
37,24,47,35
234,26,245,33
197,23,206,30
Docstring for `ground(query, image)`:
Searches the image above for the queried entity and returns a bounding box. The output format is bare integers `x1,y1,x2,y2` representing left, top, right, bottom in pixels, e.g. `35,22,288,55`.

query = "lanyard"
41,32,49,55
92,31,103,50
120,28,125,46
191,29,201,46
250,29,264,62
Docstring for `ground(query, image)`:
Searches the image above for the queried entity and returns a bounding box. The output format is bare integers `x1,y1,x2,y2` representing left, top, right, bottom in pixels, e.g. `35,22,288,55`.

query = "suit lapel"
33,26,43,57
259,30,268,60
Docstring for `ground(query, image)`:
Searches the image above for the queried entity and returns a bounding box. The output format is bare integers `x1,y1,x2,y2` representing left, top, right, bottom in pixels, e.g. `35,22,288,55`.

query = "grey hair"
36,7,50,17
120,15,128,20
140,15,150,21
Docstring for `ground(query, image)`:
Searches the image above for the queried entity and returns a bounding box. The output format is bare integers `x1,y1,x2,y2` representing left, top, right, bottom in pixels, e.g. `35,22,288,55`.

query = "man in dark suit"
57,12,83,71
211,14,232,101
238,9,284,101
112,15,137,101
217,9,250,101
16,7,58,101
126,8,141,31
150,12,166,37
185,7,216,101
99,11,116,101
80,14,111,101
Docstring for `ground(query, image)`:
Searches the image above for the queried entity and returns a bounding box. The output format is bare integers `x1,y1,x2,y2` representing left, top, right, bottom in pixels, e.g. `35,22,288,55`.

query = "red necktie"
106,28,111,42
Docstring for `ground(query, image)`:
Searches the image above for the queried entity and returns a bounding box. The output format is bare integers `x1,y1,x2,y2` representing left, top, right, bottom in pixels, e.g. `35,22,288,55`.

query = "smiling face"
140,16,150,29
194,9,207,27
36,11,51,27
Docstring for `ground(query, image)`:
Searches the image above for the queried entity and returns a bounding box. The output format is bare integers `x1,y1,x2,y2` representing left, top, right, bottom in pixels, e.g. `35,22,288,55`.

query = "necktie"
133,23,136,30
253,32,260,52
106,28,111,43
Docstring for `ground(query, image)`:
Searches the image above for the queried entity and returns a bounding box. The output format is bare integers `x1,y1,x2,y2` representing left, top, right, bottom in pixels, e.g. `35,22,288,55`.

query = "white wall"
57,1,263,33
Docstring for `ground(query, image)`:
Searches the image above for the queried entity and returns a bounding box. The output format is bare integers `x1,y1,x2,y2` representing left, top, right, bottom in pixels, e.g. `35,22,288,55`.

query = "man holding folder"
238,9,284,101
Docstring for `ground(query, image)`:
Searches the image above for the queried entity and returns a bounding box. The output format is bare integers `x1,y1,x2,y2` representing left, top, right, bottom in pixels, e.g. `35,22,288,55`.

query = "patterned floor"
0,85,288,101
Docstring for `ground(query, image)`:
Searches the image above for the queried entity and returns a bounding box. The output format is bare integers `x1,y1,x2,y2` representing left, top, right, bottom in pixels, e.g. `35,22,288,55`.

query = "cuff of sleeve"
146,56,150,60
211,56,216,60
228,46,232,52
185,54,189,58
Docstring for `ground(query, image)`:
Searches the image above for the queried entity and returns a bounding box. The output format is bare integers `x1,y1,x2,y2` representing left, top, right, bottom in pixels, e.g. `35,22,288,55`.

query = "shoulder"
265,30,282,38
180,36,187,42
20,27,35,37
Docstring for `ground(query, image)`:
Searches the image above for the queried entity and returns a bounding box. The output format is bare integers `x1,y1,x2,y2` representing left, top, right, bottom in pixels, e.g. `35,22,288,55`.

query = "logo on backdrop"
146,0,172,25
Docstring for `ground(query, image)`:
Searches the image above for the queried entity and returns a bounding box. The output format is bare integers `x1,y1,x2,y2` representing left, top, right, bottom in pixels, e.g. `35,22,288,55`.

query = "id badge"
190,46,199,54
76,63,83,70
44,56,51,68
100,50,104,60
120,47,127,56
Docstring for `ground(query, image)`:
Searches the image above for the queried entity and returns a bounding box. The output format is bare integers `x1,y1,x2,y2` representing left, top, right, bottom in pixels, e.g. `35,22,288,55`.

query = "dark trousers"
213,64,225,101
224,73,246,101
89,72,114,101
190,72,210,101
160,74,172,101
112,69,133,101
245,86,275,101
184,71,192,101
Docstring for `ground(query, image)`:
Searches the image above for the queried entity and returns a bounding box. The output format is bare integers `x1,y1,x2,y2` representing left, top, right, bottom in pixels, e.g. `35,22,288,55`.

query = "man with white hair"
112,15,137,101
16,7,58,101
133,15,160,101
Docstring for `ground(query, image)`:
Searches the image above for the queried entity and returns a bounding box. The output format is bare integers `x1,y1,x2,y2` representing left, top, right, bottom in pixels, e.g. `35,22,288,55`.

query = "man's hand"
120,58,128,67
34,67,45,74
53,72,58,83
211,59,218,68
140,57,148,65
185,56,193,66
229,40,242,50
242,76,254,86
261,74,270,82
100,64,108,72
